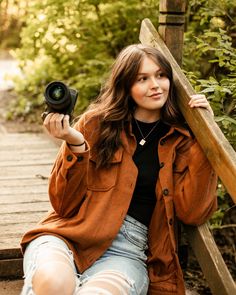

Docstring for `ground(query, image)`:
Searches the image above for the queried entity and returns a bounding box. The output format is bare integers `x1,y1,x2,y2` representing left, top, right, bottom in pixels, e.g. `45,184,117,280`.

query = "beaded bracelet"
67,141,85,147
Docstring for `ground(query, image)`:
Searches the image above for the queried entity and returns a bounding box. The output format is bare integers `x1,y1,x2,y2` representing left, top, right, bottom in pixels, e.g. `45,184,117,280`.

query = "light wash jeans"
21,215,149,295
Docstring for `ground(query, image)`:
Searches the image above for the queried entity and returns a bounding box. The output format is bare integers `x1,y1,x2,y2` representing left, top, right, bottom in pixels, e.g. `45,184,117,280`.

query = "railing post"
158,0,186,66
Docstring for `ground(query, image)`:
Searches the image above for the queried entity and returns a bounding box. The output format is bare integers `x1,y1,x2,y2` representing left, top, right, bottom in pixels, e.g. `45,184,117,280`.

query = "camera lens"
45,81,69,109
48,85,65,101
44,81,78,115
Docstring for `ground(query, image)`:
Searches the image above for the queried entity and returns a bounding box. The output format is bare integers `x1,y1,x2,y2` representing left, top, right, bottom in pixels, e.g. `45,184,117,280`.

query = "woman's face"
130,56,170,122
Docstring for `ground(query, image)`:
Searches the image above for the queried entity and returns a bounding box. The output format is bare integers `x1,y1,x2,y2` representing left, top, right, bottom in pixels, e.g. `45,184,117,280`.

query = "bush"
183,0,236,149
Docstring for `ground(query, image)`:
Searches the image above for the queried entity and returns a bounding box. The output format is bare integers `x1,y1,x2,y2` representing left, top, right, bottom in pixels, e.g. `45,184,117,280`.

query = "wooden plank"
0,242,22,252
185,224,236,295
0,213,50,249
0,132,58,279
0,201,50,214
0,148,57,159
0,135,46,143
0,138,54,146
0,175,49,181
0,132,58,258
0,195,49,205
0,132,57,142
0,279,23,294
0,141,56,150
0,178,49,187
139,18,236,204
0,248,22,260
0,164,53,179
1,233,36,249
1,222,47,236
0,211,49,224
0,258,23,278
0,138,58,150
0,185,47,194
1,234,33,250
158,0,186,65
0,154,57,165
0,159,55,167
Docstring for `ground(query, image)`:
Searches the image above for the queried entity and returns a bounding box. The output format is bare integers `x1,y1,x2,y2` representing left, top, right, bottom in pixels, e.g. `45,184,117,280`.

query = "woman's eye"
157,72,165,78
138,76,147,82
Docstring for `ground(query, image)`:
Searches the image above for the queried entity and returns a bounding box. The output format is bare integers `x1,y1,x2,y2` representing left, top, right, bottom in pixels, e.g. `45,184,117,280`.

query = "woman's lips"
149,93,162,98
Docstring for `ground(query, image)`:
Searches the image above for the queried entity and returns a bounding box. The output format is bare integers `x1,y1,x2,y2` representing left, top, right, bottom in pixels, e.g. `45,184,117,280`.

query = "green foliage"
210,181,234,229
184,0,236,228
10,0,159,120
184,0,236,149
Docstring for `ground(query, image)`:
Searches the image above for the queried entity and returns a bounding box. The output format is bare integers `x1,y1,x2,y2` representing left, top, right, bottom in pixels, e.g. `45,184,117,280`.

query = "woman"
20,44,217,295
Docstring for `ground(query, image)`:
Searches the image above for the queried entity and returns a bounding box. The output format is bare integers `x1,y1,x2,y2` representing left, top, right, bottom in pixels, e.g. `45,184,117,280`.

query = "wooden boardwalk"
0,132,60,283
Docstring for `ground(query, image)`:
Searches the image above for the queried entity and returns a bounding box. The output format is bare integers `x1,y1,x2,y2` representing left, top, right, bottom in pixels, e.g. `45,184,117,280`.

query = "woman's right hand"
43,113,85,149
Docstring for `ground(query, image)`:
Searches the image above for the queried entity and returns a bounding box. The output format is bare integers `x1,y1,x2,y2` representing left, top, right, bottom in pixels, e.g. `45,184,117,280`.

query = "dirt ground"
0,88,235,294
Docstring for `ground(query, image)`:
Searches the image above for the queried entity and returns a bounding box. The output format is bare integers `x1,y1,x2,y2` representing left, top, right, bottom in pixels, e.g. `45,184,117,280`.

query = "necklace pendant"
139,139,146,146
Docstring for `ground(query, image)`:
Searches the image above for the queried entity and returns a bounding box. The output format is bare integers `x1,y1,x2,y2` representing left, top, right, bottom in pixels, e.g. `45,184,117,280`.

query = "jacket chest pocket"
173,154,188,173
87,149,123,192
173,154,188,186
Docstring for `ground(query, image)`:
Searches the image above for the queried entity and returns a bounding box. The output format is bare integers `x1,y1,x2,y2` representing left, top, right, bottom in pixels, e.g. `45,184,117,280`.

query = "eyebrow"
136,69,162,76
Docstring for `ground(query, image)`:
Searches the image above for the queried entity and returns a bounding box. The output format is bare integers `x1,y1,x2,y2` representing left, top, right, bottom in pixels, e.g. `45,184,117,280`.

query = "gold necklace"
134,118,160,146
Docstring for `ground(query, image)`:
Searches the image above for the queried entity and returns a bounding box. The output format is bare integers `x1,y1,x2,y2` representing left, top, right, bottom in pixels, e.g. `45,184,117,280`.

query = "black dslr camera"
44,81,78,115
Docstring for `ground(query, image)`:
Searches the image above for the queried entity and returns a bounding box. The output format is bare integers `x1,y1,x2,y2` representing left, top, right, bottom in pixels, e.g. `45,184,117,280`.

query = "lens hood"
44,81,71,111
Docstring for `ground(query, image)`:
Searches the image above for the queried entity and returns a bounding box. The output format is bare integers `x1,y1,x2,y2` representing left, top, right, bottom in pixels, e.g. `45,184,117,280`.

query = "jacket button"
67,155,73,162
160,139,165,145
160,162,164,168
77,156,84,162
163,188,169,196
169,218,173,225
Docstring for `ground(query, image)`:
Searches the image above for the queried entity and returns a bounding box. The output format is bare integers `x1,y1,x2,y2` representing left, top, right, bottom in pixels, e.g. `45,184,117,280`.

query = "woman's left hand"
188,94,214,117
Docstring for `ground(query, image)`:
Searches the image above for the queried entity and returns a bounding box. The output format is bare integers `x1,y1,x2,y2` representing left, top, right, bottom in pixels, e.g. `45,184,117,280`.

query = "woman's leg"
21,235,79,295
76,215,149,295
77,270,132,295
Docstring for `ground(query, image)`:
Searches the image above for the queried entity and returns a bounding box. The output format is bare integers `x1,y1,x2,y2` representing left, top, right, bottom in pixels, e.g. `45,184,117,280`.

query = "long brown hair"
86,44,184,168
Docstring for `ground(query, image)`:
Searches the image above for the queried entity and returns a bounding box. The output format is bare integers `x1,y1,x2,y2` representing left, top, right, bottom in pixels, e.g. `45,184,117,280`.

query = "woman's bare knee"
32,260,76,295
28,242,77,295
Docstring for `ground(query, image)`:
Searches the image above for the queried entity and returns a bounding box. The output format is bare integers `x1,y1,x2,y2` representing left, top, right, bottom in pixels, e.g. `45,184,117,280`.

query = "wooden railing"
139,18,236,295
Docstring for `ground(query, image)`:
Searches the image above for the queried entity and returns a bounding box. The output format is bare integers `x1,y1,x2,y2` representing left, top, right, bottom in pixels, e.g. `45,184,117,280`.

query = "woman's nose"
150,77,159,88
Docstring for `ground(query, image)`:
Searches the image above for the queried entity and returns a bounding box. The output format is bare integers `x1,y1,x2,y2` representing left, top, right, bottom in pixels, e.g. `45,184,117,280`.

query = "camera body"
44,81,78,115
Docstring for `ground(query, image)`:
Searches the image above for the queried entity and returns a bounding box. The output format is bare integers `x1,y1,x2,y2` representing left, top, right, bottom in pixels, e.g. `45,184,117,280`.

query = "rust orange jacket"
21,112,217,295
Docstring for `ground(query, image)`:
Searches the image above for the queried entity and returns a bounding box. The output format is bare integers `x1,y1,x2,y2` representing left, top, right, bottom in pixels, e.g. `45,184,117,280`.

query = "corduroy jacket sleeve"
173,138,218,225
48,114,90,217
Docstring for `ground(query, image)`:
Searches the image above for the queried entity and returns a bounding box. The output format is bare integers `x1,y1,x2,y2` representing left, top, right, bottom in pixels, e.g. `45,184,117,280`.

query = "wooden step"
0,279,23,295
0,132,59,278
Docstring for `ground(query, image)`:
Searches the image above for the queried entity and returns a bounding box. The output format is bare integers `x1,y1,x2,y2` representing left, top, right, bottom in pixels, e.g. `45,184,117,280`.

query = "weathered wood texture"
139,18,236,204
158,0,186,65
0,279,23,295
139,18,236,295
185,224,236,295
0,133,59,278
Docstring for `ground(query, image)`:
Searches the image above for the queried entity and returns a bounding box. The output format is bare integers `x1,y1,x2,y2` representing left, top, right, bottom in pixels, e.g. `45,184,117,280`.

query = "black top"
127,118,170,226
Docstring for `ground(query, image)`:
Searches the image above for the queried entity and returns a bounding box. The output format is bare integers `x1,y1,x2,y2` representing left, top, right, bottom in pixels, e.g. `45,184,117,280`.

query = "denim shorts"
21,215,149,295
